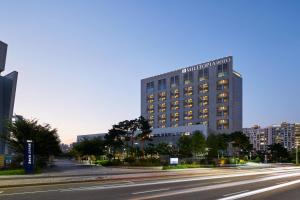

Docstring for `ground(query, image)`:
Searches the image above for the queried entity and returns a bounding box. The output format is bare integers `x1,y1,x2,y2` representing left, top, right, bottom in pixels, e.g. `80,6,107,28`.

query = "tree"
229,132,252,157
191,131,206,157
268,143,290,163
2,117,61,168
73,137,104,157
144,143,157,158
104,126,125,160
156,143,176,156
206,133,228,159
177,135,192,158
136,116,152,156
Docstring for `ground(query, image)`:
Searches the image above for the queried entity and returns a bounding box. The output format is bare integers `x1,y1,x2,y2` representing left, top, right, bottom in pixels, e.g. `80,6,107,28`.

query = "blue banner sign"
24,140,34,174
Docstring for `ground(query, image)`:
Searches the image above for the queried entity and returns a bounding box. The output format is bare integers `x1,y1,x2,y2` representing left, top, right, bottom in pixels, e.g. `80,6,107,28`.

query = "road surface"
1,167,300,200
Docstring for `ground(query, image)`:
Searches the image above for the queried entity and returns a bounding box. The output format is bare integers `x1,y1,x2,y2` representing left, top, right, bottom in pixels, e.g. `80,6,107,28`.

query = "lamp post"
296,145,298,165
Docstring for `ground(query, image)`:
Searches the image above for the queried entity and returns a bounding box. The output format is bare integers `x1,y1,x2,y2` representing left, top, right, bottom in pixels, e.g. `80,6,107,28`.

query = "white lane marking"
2,168,300,197
212,180,232,184
129,173,300,200
223,190,249,197
218,179,300,200
132,188,170,195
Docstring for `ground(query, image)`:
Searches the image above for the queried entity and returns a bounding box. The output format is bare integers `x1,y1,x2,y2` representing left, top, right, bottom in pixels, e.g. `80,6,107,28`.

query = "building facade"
0,41,18,154
243,122,298,152
150,124,207,146
141,56,242,134
76,133,107,143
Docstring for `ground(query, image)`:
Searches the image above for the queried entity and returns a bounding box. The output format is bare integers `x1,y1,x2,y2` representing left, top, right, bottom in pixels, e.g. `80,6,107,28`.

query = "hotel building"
141,56,242,135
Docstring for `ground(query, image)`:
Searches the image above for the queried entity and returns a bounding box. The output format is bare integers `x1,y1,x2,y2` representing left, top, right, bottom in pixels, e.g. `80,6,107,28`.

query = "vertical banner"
24,140,34,174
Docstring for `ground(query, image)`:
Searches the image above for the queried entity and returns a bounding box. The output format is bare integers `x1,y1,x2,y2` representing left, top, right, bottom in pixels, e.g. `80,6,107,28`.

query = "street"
1,167,300,200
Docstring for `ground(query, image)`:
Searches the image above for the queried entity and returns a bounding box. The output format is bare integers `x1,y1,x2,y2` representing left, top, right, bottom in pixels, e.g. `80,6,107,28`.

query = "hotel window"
217,92,228,103
184,110,193,120
170,75,179,88
217,63,229,78
184,98,193,108
171,112,179,122
171,101,180,110
217,119,229,130
170,89,180,99
199,108,209,119
158,79,167,90
199,68,209,81
147,94,155,103
159,103,166,113
199,96,209,106
217,106,228,116
183,71,193,85
199,83,209,94
184,86,193,96
146,81,154,93
217,79,229,90
158,91,167,101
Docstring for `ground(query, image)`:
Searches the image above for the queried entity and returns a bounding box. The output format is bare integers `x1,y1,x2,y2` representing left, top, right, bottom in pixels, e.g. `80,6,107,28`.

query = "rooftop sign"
181,57,231,73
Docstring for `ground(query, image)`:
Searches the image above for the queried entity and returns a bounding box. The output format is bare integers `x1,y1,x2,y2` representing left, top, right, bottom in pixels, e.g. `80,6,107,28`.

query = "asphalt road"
1,167,300,200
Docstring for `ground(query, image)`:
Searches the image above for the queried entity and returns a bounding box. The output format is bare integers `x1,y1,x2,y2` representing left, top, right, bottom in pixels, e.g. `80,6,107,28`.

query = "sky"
0,0,299,144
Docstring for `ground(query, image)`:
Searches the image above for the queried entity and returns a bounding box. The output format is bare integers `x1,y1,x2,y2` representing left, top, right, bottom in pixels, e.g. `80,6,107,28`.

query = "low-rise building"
76,133,107,143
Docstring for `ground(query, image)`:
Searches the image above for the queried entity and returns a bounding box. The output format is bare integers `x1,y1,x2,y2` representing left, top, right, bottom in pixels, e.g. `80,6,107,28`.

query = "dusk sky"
1,0,299,144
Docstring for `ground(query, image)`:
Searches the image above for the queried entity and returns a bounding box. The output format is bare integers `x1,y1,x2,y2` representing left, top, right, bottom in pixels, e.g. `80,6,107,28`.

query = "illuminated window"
158,91,167,101
217,92,229,103
171,89,180,99
184,86,193,96
217,119,229,130
184,98,193,108
217,79,229,90
199,96,209,106
199,83,209,93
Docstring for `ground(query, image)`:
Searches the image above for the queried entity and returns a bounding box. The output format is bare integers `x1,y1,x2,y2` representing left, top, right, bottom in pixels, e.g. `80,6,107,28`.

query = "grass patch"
0,169,25,175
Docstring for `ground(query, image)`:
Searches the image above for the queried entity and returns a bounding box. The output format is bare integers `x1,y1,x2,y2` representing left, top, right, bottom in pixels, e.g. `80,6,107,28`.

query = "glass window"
170,75,179,88
199,68,209,81
158,79,166,90
146,81,154,93
184,71,193,84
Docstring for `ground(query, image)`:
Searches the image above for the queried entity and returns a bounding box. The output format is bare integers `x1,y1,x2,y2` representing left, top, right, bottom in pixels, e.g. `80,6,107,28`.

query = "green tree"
229,131,252,157
268,143,290,162
156,143,176,156
136,116,152,156
191,131,206,157
177,135,192,158
104,126,125,160
206,133,228,159
144,143,157,158
2,117,61,168
73,137,104,157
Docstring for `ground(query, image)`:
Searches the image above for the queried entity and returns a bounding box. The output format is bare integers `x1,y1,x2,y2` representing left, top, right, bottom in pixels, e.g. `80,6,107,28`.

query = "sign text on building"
182,57,231,73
